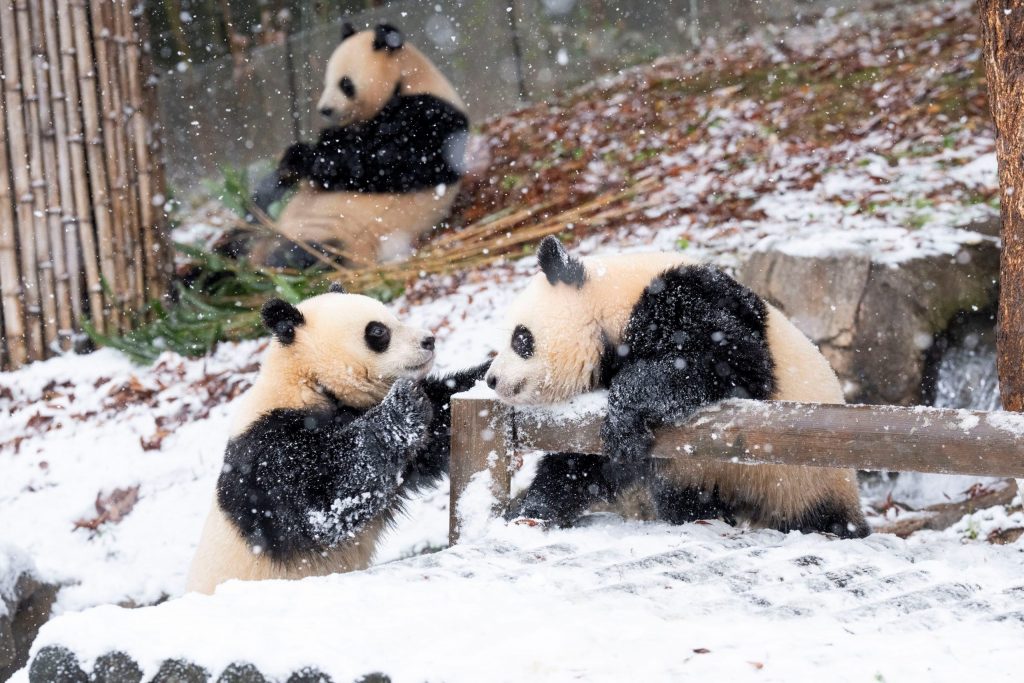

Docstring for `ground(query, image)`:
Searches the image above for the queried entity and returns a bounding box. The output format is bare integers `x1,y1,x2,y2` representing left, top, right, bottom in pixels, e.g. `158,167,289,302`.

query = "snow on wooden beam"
448,396,1024,543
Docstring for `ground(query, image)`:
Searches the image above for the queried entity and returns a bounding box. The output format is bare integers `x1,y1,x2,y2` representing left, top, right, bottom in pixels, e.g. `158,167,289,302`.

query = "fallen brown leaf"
74,486,141,532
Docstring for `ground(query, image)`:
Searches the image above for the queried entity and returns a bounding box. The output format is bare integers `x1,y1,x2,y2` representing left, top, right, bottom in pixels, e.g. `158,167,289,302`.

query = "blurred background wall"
152,0,857,193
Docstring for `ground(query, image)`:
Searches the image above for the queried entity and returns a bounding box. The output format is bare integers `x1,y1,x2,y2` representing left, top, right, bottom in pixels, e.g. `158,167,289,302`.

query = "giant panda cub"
248,22,468,267
186,284,487,594
485,237,869,538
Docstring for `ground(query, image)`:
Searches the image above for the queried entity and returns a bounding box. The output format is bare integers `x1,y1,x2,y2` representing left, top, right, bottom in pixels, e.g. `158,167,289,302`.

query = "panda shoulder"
635,264,769,331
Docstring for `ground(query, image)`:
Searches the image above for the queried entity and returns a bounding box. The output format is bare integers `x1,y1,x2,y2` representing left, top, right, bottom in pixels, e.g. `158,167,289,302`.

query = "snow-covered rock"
0,546,58,681
740,239,1000,404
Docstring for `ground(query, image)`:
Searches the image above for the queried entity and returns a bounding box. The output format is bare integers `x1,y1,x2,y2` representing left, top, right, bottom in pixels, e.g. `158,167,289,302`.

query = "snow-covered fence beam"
448,397,1024,543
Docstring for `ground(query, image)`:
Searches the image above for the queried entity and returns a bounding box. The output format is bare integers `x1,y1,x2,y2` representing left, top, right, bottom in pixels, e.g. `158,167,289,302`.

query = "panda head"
317,22,406,126
485,237,604,405
260,283,435,408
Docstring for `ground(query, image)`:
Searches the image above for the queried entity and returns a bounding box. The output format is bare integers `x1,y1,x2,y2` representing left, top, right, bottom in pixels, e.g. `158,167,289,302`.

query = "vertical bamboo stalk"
111,0,145,315
0,58,26,369
55,0,104,329
89,0,132,331
120,0,159,305
71,0,120,332
40,0,83,333
15,0,60,353
30,0,74,351
1,0,44,361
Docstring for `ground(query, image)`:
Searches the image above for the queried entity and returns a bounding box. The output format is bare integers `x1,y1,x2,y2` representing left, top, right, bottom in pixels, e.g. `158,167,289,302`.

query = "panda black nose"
421,336,435,351
319,106,335,118
486,375,497,390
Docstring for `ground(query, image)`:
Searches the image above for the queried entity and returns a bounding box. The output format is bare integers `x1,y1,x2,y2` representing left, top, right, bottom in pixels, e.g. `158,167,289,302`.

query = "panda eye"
511,325,534,360
365,321,391,353
339,76,356,98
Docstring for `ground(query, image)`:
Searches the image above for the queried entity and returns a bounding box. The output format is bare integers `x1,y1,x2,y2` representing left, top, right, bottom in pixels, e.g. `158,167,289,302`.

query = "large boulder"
0,546,59,681
739,237,999,405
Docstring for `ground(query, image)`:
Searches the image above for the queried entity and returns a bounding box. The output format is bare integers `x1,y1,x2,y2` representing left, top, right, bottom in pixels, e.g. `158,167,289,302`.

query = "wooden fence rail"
448,396,1024,543
0,0,170,371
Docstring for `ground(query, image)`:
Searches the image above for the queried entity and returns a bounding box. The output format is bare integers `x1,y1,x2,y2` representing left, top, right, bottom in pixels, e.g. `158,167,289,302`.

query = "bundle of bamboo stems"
0,0,169,371
243,176,663,292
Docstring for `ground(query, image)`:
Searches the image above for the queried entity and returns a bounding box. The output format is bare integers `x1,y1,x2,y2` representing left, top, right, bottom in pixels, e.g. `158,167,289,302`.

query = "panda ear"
261,298,305,346
537,236,586,288
340,22,356,42
328,281,346,294
372,23,404,52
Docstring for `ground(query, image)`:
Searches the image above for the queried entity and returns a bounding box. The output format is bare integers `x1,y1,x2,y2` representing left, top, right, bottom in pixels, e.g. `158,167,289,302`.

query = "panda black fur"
242,23,468,268
487,237,869,538
186,285,487,593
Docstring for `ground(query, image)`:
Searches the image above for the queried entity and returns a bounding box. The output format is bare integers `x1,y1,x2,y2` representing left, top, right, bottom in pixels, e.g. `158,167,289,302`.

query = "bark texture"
978,0,1024,411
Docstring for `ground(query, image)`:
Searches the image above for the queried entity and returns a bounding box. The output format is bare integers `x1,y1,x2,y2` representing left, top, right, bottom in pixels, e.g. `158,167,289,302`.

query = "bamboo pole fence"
0,0,170,371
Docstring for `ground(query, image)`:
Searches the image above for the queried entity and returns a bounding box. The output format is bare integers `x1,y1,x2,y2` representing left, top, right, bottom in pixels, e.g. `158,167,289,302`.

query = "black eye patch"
365,321,391,353
511,325,535,359
339,76,356,98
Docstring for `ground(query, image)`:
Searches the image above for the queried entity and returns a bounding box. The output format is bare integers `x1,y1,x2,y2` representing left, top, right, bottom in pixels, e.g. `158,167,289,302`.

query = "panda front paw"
279,143,314,180
601,409,655,464
380,378,434,450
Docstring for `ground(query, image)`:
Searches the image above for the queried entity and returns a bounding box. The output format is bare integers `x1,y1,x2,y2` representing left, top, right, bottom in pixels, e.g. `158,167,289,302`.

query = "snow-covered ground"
3,0,1023,678
20,506,1024,682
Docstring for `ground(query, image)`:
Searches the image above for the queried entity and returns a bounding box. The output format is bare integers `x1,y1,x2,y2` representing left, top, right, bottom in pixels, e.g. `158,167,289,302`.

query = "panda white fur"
248,22,468,267
485,237,869,537
186,284,487,594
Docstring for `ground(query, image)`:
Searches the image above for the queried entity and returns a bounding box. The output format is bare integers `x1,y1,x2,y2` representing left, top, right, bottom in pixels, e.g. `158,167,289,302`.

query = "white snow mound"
25,521,1024,683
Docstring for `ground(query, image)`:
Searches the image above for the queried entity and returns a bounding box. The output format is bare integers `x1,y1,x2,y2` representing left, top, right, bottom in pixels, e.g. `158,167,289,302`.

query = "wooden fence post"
448,398,513,545
978,0,1024,412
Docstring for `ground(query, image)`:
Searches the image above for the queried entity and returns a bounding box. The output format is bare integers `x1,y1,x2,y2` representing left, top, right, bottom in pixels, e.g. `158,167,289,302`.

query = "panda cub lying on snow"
486,237,869,538
186,284,487,594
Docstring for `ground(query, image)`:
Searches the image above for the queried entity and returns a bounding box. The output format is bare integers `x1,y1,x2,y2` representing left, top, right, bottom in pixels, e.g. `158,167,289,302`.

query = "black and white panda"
186,284,487,594
485,237,869,538
246,22,468,267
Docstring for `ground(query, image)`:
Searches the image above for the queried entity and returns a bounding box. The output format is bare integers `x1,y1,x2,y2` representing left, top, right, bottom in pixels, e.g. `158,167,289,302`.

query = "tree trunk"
978,0,1024,412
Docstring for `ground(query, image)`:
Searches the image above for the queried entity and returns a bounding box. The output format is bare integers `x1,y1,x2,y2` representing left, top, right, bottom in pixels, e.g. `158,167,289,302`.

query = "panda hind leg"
780,497,871,539
649,471,737,526
505,453,613,526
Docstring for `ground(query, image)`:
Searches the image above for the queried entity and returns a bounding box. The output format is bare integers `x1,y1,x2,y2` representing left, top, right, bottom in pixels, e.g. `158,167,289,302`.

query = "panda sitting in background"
186,284,488,594
485,237,869,538
245,22,469,268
